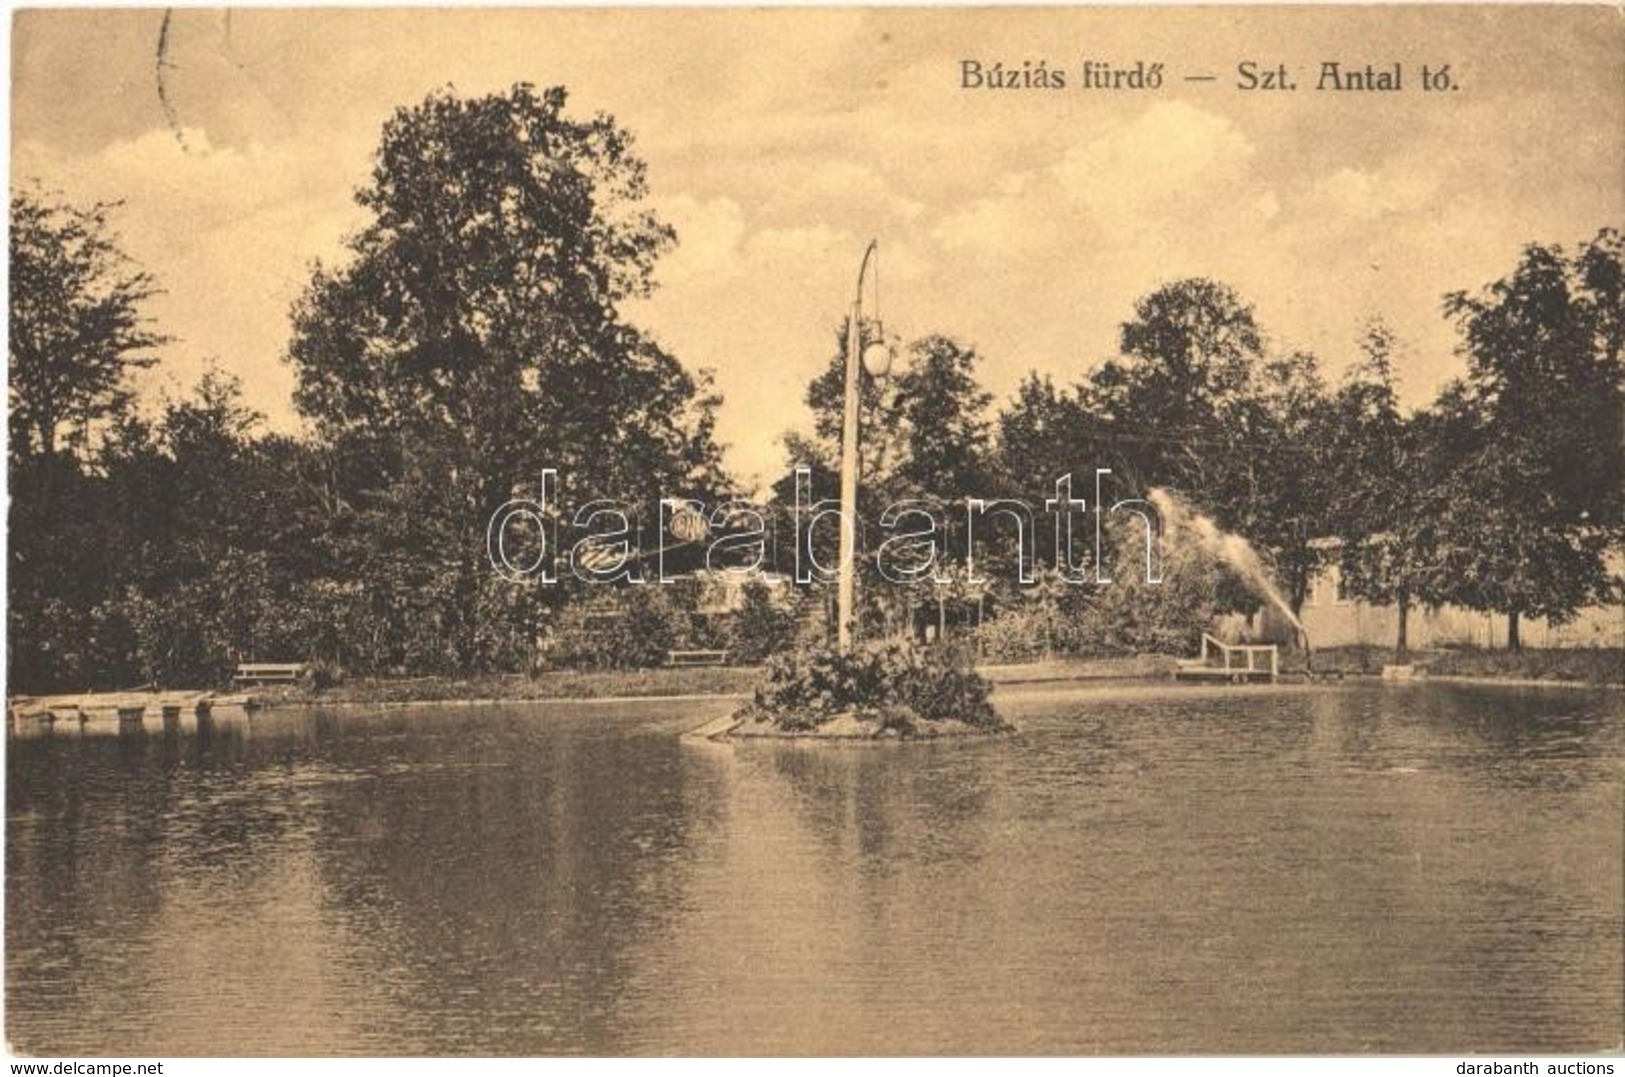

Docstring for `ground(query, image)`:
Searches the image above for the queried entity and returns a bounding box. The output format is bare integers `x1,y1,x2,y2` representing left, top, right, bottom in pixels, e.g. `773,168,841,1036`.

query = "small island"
696,639,1015,742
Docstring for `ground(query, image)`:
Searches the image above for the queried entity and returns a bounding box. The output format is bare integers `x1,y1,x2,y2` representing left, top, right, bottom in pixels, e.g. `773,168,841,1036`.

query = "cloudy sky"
12,6,1622,489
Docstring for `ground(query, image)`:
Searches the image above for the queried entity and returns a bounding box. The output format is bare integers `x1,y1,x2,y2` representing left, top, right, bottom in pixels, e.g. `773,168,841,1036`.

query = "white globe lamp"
862,340,895,379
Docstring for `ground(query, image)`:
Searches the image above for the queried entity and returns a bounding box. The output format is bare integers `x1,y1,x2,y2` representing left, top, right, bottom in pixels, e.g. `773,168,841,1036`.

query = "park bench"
234,662,310,686
665,649,729,667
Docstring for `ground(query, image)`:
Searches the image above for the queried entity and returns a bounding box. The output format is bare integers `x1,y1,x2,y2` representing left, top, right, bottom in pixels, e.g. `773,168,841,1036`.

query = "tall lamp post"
837,240,895,650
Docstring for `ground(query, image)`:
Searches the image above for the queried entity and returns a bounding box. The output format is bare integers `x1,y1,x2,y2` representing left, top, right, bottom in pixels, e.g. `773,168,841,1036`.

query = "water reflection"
289,707,734,1054
7,684,1621,1055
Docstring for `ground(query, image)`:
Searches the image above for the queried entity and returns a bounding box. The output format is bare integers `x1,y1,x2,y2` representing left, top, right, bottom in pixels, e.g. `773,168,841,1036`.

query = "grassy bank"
1300,645,1624,685
245,646,1619,707
256,655,1180,707
257,666,762,706
979,654,1182,684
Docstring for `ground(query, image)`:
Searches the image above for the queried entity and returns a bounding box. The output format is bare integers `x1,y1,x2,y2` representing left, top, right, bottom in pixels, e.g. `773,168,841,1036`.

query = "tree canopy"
285,84,730,670
9,188,165,464
7,88,1621,688
1432,230,1625,644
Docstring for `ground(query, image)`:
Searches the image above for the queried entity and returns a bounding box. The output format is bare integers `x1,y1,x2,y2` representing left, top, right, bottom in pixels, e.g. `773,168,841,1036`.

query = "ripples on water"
7,682,1622,1055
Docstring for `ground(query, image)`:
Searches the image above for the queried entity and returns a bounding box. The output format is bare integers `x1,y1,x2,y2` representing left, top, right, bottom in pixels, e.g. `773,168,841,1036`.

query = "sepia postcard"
6,4,1623,1064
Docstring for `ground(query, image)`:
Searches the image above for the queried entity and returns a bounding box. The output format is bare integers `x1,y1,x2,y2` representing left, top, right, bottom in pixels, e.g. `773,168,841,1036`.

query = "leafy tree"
970,515,1246,660
1079,516,1242,656
799,320,904,485
1322,320,1445,653
780,330,996,640
727,578,800,663
9,188,165,463
1440,229,1625,647
1075,278,1331,626
889,334,994,498
115,372,291,685
1222,349,1333,621
286,84,728,670
8,190,167,690
796,329,992,497
996,374,1080,487
1084,278,1265,491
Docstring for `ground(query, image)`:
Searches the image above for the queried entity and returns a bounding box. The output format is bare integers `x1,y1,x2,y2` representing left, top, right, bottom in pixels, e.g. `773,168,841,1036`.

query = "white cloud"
930,101,1266,259
14,8,1619,484
657,194,748,285
14,125,366,431
767,160,927,223
1056,102,1254,206
931,192,1039,255
1302,164,1443,225
1054,102,1258,243
744,223,854,264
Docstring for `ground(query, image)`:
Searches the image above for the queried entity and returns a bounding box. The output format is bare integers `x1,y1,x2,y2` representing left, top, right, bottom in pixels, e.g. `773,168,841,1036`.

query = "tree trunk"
1507,611,1522,651
1395,591,1410,659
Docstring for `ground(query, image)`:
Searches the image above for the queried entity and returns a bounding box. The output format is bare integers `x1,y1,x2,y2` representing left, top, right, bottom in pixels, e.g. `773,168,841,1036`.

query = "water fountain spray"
1148,487,1314,672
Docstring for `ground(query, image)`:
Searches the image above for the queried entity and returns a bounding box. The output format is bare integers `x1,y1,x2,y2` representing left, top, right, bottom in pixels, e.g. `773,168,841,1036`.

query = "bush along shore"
721,640,1015,741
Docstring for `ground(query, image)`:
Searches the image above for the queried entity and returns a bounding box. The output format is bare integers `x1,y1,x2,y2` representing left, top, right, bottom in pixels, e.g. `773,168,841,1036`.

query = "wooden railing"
1197,634,1279,680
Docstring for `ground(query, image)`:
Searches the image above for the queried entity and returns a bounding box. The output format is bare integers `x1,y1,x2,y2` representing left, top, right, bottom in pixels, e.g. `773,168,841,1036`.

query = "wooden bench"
665,649,729,667
234,662,310,686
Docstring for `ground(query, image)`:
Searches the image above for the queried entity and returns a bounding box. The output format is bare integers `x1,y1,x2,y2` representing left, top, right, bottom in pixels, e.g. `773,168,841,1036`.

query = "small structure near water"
1174,633,1281,684
7,690,259,736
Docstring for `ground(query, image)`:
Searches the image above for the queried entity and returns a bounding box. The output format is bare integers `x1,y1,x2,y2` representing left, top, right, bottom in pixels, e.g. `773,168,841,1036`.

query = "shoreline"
248,651,1622,707
1403,674,1620,691
12,651,1618,719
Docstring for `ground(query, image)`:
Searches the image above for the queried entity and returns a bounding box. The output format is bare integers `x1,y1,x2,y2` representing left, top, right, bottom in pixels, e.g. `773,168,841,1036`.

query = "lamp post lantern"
837,240,892,650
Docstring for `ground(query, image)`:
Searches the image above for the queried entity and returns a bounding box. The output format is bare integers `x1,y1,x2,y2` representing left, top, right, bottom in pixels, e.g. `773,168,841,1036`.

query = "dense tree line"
9,86,729,691
9,82,1622,691
773,240,1624,658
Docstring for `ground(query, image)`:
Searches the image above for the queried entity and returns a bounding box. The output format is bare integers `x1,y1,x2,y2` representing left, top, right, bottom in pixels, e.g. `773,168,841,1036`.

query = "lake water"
6,681,1622,1056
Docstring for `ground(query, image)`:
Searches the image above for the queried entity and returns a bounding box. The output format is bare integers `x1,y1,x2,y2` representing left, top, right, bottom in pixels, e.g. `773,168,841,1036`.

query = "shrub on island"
741,639,1008,738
